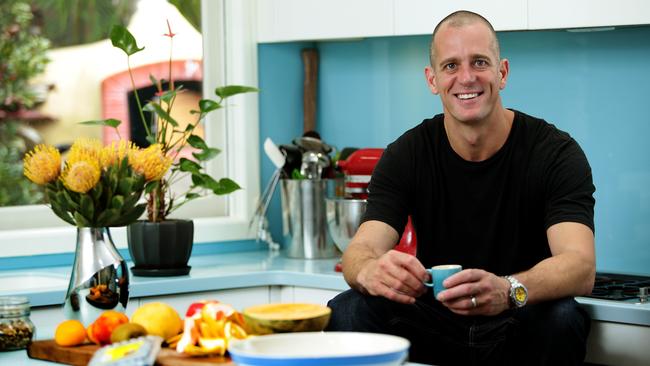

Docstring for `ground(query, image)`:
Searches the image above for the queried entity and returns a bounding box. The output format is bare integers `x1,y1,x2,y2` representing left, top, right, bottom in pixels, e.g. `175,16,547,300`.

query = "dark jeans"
326,289,590,366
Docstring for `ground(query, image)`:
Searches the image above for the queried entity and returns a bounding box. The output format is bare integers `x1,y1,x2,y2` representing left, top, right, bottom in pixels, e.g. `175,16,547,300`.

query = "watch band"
504,275,528,308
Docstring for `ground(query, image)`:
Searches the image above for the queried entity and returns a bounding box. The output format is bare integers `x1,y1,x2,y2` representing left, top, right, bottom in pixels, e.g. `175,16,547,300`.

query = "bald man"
326,11,595,366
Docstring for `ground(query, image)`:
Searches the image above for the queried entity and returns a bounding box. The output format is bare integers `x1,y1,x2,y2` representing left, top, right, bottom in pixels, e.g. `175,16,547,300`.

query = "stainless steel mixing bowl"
325,198,367,253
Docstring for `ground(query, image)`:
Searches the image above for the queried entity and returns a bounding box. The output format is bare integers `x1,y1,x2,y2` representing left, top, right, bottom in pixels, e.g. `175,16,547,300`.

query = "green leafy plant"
87,23,258,222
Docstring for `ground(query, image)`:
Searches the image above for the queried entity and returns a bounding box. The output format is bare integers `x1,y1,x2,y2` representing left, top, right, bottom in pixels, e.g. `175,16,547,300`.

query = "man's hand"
356,250,429,304
436,269,511,316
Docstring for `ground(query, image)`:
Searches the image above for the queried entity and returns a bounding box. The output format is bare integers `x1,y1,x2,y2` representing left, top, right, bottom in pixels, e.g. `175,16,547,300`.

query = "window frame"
0,0,260,257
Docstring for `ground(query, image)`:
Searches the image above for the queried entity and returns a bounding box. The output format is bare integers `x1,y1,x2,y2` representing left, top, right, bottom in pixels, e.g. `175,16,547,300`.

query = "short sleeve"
543,134,596,233
362,136,414,236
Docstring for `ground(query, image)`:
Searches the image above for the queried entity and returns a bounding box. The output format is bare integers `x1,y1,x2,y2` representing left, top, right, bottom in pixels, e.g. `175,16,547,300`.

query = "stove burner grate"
586,273,650,301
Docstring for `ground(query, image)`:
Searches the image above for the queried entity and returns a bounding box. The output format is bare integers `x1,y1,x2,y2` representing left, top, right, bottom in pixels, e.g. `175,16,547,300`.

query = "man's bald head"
429,11,500,67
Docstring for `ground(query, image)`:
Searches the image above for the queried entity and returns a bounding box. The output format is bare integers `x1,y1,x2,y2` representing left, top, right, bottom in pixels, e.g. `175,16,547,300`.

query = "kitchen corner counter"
0,250,648,327
1,250,649,366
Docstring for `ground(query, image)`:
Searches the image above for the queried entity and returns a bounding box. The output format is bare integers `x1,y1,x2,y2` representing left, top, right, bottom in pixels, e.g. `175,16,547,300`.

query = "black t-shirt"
363,110,595,275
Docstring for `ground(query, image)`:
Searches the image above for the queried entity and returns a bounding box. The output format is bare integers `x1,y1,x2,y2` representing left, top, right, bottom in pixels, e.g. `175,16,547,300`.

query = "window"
0,0,259,257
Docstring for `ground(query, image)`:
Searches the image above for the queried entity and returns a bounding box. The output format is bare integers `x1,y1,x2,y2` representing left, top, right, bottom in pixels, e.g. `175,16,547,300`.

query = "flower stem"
127,56,152,140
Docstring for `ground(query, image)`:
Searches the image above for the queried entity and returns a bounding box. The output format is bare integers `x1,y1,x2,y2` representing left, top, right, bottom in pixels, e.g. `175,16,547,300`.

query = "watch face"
515,287,527,303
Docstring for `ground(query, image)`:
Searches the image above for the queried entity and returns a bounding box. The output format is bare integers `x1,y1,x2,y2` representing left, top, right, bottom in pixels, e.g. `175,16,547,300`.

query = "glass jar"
0,296,35,351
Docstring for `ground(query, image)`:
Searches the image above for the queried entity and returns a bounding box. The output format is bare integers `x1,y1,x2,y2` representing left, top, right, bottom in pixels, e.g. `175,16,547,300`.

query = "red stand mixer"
327,148,417,272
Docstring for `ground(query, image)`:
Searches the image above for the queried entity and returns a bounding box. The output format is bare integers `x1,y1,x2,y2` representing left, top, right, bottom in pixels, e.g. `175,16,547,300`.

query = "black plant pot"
127,219,194,277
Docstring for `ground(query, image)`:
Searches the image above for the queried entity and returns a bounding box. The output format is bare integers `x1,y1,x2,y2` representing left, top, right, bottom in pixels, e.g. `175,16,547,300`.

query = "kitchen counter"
0,250,647,326
1,250,649,365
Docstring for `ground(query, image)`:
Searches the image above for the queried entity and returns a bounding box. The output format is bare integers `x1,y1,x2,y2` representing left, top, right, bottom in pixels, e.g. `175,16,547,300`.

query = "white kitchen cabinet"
256,0,393,43
269,285,342,305
138,287,270,316
256,0,650,43
393,0,528,36
528,0,650,30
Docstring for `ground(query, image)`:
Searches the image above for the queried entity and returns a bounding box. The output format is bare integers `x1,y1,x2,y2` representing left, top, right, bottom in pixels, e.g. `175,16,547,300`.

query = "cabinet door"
394,0,528,36
529,0,650,30
257,0,393,43
138,287,269,315
292,287,342,305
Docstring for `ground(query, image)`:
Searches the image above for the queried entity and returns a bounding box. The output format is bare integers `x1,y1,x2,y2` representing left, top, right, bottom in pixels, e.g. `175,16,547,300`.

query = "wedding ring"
471,296,478,308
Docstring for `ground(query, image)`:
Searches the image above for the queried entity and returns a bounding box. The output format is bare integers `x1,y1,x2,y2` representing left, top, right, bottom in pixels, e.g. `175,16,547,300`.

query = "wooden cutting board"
28,340,234,366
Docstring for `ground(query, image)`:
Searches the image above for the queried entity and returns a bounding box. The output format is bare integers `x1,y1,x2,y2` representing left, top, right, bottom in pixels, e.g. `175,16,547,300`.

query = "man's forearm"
340,220,400,292
341,243,377,293
514,251,595,305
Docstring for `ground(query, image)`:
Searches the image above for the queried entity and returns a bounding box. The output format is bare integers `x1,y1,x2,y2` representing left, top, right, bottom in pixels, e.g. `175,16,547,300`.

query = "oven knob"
639,287,649,303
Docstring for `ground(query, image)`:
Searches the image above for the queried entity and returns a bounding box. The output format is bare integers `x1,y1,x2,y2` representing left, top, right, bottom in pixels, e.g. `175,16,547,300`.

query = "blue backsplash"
258,26,650,276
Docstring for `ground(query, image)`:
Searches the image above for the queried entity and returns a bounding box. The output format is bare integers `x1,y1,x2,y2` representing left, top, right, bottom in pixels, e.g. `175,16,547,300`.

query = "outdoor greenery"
31,0,201,48
0,122,44,206
0,1,50,112
0,0,50,207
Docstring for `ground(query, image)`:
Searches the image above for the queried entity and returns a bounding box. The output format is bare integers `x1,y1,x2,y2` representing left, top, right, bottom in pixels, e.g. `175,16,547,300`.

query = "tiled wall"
258,26,650,275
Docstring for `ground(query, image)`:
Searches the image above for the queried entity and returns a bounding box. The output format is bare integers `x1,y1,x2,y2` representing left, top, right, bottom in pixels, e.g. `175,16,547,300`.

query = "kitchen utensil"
249,138,285,251
279,144,302,176
228,332,409,366
300,150,330,179
293,135,332,154
302,48,318,133
263,137,286,170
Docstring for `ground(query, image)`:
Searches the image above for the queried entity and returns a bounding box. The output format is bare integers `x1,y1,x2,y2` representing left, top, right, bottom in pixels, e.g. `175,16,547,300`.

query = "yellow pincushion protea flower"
23,144,62,185
61,159,101,193
100,139,136,169
67,138,103,165
129,144,172,182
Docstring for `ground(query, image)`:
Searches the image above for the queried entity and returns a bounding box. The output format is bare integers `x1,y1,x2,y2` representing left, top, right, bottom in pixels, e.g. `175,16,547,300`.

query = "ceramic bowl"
228,331,410,366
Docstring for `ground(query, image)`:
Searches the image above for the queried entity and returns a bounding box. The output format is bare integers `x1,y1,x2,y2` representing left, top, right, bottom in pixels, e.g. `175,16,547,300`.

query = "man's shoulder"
513,109,574,145
391,114,443,146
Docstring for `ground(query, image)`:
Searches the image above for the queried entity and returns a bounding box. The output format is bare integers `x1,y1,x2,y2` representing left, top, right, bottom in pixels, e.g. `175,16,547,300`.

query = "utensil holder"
280,179,337,259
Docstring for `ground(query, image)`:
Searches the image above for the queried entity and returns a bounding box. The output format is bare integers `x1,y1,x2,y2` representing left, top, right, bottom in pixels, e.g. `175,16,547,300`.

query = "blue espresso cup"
424,264,462,298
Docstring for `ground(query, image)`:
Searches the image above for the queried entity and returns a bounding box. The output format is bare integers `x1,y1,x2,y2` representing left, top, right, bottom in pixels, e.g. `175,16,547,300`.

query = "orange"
54,320,86,346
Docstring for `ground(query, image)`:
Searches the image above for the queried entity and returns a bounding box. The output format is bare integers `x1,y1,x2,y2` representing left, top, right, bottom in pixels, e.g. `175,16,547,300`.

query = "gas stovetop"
585,272,650,302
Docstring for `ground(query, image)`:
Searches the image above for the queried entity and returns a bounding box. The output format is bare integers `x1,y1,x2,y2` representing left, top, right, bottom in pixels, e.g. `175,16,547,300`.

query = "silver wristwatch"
504,275,528,308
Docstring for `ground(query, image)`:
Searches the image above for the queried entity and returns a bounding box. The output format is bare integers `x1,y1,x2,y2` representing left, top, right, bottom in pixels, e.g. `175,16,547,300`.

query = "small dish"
228,331,409,366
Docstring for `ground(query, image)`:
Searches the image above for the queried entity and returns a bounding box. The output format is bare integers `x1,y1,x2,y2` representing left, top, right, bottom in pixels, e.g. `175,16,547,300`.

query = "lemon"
131,302,182,340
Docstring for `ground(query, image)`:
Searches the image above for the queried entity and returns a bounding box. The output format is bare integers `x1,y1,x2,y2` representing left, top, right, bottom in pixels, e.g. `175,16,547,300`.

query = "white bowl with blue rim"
228,331,409,366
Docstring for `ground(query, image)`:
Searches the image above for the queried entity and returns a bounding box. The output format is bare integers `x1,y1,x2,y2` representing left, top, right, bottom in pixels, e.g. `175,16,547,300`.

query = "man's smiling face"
425,21,508,125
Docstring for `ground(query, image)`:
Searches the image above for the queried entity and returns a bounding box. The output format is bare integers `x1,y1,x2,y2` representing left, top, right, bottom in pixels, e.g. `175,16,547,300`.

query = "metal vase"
63,227,129,326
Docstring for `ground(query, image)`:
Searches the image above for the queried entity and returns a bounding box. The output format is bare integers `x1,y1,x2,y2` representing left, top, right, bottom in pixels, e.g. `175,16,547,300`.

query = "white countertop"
1,249,648,327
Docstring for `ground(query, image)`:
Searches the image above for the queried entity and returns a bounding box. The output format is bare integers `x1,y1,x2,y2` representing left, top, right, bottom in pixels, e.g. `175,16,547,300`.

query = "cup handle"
423,269,433,287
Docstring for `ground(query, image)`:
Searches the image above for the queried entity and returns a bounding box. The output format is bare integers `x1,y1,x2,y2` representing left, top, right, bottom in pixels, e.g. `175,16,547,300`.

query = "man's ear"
425,66,439,95
498,58,510,90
